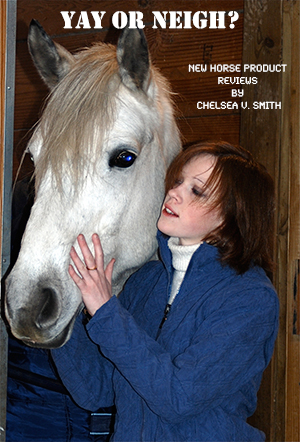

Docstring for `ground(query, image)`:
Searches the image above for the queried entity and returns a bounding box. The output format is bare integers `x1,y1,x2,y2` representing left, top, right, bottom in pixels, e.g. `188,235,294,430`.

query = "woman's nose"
168,185,182,200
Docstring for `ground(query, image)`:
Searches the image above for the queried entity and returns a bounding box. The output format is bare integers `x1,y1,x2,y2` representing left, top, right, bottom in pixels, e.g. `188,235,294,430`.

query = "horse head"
5,20,181,348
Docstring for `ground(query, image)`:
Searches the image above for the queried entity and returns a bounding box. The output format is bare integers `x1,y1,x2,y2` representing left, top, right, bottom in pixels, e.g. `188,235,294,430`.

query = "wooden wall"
280,2,300,440
240,1,300,441
13,0,243,180
240,1,284,439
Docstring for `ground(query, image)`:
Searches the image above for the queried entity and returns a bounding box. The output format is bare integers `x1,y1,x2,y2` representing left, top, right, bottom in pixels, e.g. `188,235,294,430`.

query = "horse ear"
28,19,75,89
117,26,150,92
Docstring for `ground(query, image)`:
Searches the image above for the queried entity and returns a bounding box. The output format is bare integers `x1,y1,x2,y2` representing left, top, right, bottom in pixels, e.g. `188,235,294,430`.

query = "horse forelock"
34,42,120,191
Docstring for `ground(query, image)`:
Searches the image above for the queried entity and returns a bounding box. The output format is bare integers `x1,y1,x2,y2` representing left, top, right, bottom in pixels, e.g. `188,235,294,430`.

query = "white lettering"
189,64,208,72
60,11,76,29
217,76,258,85
75,12,91,29
182,11,192,29
112,11,128,29
231,89,244,97
253,101,282,109
197,101,238,110
152,11,168,29
209,11,226,29
169,11,182,29
128,11,144,29
211,64,241,73
90,11,106,29
193,11,208,29
244,64,287,73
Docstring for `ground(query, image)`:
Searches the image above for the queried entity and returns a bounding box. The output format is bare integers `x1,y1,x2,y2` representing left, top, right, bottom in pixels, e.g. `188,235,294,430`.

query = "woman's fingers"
77,234,97,270
68,234,115,315
70,245,86,276
92,234,115,283
105,258,115,284
68,263,83,285
70,234,115,284
92,233,105,272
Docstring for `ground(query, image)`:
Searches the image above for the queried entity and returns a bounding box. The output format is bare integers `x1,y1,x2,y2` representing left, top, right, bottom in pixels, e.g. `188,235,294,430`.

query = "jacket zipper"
156,303,172,339
155,264,173,340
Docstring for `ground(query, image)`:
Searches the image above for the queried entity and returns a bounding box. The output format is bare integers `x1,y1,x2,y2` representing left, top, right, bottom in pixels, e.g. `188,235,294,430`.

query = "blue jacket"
6,337,96,441
52,231,279,441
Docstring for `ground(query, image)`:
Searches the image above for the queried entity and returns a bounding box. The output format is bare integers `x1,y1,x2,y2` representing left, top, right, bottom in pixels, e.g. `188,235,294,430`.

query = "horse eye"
109,150,137,168
27,150,34,163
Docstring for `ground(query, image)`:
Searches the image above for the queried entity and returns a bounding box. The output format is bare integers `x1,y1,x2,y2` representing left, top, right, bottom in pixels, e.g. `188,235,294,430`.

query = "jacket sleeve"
86,286,279,423
51,312,114,411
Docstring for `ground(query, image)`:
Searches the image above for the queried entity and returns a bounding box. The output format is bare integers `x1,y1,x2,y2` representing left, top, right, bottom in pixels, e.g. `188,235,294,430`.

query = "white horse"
5,20,181,349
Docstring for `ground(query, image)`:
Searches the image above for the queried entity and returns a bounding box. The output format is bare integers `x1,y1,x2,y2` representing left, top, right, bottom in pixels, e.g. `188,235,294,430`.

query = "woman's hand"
69,233,115,316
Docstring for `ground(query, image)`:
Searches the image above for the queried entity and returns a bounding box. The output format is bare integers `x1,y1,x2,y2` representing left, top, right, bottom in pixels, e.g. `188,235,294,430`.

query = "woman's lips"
163,204,178,217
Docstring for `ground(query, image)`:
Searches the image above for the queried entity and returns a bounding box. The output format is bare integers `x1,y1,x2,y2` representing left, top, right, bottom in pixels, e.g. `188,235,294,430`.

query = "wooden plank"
240,2,282,173
177,114,240,145
283,1,300,440
240,1,284,441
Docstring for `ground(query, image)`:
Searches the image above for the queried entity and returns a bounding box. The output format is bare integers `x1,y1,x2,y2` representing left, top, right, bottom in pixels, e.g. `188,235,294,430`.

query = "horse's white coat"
5,25,181,348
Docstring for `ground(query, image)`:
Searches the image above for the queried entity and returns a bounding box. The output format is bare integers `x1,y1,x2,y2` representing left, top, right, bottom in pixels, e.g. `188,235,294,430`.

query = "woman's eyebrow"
193,176,206,185
194,163,214,186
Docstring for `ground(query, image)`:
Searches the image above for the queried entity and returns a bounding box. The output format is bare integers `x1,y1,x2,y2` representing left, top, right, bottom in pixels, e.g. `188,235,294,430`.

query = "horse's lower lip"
22,338,37,345
22,324,70,349
21,303,83,349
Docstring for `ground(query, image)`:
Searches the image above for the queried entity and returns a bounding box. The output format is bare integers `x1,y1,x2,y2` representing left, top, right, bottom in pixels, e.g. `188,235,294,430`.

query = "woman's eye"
192,187,205,197
109,150,137,168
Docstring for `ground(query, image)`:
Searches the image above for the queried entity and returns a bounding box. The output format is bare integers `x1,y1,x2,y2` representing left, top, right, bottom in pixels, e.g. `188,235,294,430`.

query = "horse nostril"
36,288,60,329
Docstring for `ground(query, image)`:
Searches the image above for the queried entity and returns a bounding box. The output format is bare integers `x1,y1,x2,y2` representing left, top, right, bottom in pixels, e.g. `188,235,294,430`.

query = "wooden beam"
283,1,300,440
240,1,285,441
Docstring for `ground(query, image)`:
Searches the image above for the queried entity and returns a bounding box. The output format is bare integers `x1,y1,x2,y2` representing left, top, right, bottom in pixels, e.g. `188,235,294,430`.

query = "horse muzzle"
5,272,82,348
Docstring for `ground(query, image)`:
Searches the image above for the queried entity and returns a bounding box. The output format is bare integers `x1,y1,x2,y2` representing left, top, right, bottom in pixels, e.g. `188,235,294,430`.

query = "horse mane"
32,41,178,192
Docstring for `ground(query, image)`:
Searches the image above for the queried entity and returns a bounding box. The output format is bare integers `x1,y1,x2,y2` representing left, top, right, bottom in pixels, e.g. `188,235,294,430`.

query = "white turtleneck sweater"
167,237,202,305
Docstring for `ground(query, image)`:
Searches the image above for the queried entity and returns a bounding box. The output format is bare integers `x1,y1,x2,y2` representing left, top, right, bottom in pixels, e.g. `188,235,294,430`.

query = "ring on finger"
86,265,97,271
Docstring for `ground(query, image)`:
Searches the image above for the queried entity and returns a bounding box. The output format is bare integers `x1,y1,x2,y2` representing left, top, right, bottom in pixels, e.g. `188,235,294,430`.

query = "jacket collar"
157,230,220,275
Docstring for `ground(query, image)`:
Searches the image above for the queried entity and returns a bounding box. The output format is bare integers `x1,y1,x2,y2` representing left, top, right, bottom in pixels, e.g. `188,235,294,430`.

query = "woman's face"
157,155,222,245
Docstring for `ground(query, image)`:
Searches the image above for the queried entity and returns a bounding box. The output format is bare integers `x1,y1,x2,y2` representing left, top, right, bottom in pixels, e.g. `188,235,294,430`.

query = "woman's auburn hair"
165,141,275,275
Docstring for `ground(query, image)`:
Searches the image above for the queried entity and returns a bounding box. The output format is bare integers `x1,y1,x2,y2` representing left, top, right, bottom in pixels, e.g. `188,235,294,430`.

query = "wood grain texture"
242,1,300,441
240,1,284,441
283,1,300,440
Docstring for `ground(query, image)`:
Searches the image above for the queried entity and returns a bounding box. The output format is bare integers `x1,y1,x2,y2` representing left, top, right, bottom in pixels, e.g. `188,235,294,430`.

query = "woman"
52,141,279,441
